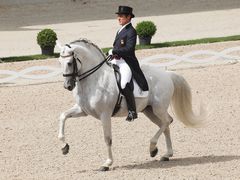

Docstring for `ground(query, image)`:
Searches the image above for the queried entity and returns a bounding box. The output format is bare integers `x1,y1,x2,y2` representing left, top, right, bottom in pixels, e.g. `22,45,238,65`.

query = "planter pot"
41,46,55,55
139,36,152,45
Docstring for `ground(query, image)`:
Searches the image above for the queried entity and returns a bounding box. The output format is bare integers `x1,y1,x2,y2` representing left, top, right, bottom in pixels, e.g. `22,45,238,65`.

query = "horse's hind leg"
143,106,173,161
162,126,173,161
58,104,86,154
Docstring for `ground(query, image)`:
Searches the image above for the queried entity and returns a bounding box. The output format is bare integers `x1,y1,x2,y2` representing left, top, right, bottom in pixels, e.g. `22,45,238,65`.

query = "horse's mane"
70,38,106,59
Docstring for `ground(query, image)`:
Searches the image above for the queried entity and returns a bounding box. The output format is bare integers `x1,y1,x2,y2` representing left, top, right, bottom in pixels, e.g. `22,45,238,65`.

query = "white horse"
57,39,206,171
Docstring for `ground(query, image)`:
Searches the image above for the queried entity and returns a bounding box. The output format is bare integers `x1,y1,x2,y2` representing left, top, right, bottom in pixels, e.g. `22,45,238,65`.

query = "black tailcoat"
112,23,149,91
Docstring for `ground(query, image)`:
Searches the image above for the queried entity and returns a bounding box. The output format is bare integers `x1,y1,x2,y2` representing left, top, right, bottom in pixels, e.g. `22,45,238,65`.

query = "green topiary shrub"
37,29,57,48
37,29,57,55
135,21,157,37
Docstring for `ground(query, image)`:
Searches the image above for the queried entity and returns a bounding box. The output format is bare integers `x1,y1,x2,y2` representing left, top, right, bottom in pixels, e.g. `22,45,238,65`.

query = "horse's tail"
170,72,206,127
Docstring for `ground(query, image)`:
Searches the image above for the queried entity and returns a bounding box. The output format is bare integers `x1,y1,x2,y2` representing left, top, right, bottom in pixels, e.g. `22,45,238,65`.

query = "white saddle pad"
133,79,149,98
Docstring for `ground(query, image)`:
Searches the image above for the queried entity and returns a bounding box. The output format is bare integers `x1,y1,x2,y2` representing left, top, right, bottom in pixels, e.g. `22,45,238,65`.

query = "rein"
77,56,110,81
61,53,111,82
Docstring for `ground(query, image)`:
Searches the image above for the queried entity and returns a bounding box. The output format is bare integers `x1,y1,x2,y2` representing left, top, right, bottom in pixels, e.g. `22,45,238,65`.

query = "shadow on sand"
112,155,240,171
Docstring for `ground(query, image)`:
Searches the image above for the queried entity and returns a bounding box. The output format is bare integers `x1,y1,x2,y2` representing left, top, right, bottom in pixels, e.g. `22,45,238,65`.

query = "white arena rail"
140,46,240,67
0,46,240,84
0,66,62,83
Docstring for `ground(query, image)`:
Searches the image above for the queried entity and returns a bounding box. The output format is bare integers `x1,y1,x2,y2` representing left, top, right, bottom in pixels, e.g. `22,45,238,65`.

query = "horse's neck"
74,45,102,76
76,60,114,96
73,44,117,108
84,60,111,80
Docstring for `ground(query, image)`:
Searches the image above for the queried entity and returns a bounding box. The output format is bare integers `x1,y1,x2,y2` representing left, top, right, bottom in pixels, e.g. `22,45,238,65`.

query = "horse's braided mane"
71,38,106,59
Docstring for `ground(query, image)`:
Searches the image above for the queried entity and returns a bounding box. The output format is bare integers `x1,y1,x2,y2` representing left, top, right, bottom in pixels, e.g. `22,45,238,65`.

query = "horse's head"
58,42,82,91
57,39,107,91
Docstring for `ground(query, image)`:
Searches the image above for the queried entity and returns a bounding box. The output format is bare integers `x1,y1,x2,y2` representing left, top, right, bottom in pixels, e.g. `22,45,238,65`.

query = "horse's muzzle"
64,79,75,91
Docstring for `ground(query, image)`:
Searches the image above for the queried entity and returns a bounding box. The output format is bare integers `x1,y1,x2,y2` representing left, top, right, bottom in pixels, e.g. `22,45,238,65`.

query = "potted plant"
37,29,57,55
136,21,157,45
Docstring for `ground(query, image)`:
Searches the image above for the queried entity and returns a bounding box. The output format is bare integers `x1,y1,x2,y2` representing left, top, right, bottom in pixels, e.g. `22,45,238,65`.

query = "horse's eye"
67,62,72,66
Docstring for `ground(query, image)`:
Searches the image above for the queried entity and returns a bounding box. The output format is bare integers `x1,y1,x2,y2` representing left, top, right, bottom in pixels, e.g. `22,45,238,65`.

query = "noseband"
61,46,111,81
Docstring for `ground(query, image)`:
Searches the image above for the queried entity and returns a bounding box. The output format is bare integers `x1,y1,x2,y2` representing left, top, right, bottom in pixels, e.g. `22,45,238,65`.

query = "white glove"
108,49,113,56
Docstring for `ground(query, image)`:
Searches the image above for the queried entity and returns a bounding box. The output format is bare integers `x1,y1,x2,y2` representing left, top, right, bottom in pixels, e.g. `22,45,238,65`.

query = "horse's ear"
56,40,63,49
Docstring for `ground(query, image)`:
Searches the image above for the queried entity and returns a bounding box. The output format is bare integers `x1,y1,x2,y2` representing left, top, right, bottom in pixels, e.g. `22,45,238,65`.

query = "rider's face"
117,14,131,26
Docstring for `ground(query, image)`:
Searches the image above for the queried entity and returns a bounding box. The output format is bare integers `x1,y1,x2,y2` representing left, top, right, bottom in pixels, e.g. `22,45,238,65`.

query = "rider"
108,6,149,121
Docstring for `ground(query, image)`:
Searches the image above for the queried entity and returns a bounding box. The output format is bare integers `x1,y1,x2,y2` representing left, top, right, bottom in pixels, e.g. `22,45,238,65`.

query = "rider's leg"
117,60,137,121
122,83,138,121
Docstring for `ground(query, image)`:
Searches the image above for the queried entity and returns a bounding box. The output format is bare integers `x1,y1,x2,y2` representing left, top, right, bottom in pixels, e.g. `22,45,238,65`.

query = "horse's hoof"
62,143,69,155
150,147,158,157
99,166,109,171
160,156,169,161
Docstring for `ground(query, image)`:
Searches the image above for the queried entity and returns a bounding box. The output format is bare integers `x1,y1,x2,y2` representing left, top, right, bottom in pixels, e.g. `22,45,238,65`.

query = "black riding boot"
122,83,138,121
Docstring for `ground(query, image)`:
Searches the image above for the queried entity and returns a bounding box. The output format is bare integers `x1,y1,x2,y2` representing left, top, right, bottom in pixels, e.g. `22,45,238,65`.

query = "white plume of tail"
170,72,206,127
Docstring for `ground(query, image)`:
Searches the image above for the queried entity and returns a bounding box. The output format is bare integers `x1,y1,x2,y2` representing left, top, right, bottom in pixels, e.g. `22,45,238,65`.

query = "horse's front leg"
99,114,113,171
58,104,86,154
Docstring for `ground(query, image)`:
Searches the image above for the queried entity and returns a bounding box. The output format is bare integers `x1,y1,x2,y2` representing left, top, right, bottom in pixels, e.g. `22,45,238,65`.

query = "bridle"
61,53,82,78
61,45,111,81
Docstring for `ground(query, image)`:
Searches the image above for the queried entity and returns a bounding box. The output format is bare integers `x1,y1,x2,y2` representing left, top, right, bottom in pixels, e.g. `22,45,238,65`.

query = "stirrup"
126,111,138,122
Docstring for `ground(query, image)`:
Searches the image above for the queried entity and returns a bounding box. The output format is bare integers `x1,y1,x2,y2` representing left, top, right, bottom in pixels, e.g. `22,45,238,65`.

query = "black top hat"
115,6,135,18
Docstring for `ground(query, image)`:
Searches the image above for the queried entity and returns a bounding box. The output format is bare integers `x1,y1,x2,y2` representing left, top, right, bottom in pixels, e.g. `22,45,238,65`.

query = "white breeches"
111,58,132,89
